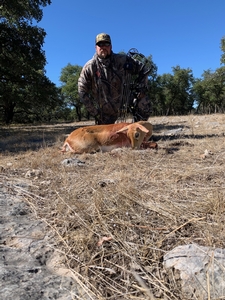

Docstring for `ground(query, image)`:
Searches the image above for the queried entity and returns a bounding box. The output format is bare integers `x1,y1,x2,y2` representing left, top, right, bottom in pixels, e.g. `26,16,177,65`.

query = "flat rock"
164,243,225,299
0,183,89,300
61,158,85,166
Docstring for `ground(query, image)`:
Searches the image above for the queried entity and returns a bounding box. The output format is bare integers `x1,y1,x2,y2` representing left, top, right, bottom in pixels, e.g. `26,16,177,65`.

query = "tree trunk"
75,105,81,121
3,102,15,124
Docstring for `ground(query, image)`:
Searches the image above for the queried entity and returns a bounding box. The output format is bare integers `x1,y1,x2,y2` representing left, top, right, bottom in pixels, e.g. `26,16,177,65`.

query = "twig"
157,217,206,247
109,221,167,230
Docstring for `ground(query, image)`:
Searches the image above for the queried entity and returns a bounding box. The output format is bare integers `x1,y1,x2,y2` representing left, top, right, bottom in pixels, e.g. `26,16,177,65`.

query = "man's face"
96,42,112,58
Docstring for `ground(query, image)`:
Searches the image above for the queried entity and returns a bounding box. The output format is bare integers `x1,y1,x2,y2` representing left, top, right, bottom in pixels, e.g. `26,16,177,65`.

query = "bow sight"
125,48,152,120
128,48,152,72
127,48,152,88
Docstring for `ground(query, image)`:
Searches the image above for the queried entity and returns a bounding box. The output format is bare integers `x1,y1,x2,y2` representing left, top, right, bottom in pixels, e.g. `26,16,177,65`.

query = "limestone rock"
61,158,85,167
164,243,225,299
0,184,90,299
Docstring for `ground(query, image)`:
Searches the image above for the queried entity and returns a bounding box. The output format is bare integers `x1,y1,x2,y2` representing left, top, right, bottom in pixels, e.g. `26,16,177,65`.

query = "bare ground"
0,114,225,299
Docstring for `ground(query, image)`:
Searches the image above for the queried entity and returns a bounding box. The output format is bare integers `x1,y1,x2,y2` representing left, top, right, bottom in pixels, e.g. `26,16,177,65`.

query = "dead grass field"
0,114,225,299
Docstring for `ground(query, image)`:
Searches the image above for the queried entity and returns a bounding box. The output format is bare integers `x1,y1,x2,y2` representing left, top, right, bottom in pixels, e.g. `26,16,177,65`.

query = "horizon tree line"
0,0,225,124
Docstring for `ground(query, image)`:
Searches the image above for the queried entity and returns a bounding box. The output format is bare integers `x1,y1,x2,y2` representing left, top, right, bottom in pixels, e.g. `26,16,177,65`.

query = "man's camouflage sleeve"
78,60,99,118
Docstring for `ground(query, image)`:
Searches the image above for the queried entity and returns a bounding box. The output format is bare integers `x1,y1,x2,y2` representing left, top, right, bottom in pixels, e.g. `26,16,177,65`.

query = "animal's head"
116,123,149,149
137,121,153,141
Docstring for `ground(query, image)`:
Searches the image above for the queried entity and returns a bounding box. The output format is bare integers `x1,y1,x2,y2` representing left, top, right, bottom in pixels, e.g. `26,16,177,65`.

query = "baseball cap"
95,33,111,45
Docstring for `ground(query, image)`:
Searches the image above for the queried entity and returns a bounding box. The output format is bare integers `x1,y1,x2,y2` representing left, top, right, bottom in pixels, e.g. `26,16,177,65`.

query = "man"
78,33,152,124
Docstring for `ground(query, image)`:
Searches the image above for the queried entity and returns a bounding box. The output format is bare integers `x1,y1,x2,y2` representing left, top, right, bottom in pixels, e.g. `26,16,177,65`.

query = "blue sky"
39,0,225,87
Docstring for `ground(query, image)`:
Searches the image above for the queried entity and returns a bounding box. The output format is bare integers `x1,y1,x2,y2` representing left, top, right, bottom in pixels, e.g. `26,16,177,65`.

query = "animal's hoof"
141,141,158,149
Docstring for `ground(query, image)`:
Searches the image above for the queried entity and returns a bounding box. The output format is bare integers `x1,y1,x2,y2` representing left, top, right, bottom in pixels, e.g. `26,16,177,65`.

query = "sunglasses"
97,42,111,47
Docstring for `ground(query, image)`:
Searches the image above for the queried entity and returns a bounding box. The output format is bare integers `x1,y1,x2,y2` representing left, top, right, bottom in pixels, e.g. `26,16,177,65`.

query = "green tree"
0,0,51,24
157,66,195,115
220,36,225,65
206,68,225,113
193,78,208,113
195,68,225,113
213,67,225,112
145,55,158,114
0,0,60,124
60,64,84,121
151,74,167,115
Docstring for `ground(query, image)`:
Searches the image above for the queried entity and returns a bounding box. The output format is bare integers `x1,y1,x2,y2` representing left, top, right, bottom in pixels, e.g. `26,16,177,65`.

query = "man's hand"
137,91,146,100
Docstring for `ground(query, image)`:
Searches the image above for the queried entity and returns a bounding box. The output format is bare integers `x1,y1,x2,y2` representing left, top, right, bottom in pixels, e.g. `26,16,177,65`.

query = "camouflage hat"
95,33,111,45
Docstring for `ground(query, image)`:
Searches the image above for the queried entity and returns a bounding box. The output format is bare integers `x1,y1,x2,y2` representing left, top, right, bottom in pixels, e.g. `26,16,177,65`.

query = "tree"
194,68,225,113
151,74,167,115
193,78,208,113
156,66,195,115
0,0,60,124
220,36,225,65
0,0,51,24
145,55,158,114
60,64,84,121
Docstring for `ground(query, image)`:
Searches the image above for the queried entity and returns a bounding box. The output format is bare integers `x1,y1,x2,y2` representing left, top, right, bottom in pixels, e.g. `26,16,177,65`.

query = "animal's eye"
135,132,140,139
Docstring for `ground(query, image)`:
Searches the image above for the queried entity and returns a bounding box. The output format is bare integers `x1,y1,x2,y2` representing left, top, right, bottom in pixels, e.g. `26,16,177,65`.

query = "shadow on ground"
0,122,222,153
0,124,81,153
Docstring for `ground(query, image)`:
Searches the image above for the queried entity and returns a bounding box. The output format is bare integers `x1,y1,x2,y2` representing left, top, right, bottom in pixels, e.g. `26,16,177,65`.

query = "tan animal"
61,121,153,154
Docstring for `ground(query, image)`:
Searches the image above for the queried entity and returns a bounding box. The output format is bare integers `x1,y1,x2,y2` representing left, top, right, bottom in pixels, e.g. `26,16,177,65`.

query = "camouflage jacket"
78,52,150,122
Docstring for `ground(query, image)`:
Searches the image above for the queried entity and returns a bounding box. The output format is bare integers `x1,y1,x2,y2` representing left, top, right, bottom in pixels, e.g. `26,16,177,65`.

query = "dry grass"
1,114,225,299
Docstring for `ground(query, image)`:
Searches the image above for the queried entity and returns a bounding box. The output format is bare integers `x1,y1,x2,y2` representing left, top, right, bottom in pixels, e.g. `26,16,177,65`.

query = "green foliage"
193,67,225,113
153,66,195,115
220,36,225,65
0,0,51,24
60,64,81,106
0,0,63,124
60,64,85,121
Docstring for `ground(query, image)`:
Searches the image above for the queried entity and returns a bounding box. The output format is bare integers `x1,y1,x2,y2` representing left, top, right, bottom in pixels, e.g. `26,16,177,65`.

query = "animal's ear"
116,126,129,134
136,124,149,133
126,123,149,134
116,124,149,135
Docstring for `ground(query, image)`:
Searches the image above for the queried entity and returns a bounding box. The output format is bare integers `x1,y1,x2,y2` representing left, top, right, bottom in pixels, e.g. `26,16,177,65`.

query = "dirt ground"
0,114,225,299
